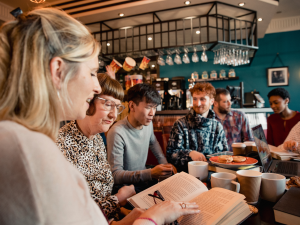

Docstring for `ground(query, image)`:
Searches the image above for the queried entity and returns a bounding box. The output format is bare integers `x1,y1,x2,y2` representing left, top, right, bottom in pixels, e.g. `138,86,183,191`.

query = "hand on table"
189,151,207,161
151,164,173,179
133,201,199,225
283,140,299,152
115,185,136,206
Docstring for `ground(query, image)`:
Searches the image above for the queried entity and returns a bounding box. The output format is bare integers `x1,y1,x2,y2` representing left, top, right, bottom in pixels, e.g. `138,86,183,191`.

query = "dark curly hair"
267,88,290,101
127,83,161,112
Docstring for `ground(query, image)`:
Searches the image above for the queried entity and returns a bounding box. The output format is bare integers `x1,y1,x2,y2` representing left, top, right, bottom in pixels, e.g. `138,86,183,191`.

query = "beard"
218,106,231,114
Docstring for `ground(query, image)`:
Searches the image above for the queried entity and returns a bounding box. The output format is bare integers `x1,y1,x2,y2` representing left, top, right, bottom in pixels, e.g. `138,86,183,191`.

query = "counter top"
155,108,273,115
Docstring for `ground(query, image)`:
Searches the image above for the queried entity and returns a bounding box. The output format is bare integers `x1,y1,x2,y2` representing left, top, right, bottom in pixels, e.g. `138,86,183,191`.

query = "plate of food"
209,155,258,168
286,176,300,190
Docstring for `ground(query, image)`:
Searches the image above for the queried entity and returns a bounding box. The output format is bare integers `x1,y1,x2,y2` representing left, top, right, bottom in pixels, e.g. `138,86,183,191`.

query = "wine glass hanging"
213,48,250,66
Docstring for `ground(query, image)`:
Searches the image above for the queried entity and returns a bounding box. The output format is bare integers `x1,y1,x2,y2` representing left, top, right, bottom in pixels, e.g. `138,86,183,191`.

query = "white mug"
211,172,240,192
188,161,208,182
260,173,286,202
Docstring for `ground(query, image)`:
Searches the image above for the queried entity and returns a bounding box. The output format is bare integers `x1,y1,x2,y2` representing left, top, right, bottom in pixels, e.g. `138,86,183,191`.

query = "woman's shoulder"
0,121,54,144
0,121,62,159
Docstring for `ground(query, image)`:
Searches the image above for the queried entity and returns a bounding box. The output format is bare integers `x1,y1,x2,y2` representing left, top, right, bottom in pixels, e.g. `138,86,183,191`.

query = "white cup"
211,172,240,193
260,173,286,202
188,161,208,182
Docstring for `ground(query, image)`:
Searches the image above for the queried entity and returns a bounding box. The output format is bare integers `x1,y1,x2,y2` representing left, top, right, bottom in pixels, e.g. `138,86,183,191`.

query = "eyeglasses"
148,190,179,225
96,97,125,115
148,190,165,205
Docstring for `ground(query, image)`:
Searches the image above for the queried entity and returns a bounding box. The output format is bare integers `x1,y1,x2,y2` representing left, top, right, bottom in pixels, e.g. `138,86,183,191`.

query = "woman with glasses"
56,73,139,223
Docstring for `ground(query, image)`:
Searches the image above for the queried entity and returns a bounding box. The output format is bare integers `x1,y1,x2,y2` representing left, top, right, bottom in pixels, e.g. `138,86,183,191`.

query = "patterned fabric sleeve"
93,195,120,219
279,122,300,152
166,120,192,170
56,130,120,219
213,122,229,152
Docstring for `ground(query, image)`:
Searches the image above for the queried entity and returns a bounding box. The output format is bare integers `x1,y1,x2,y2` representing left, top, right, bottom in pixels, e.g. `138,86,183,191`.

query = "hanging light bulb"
30,0,46,3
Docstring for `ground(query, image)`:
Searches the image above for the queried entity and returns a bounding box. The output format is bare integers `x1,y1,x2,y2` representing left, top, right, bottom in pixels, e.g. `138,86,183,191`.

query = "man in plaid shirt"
166,83,228,173
213,88,254,151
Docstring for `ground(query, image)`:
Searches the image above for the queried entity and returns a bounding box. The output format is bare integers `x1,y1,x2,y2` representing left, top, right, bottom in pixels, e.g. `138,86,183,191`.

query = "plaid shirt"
166,109,228,172
214,109,254,151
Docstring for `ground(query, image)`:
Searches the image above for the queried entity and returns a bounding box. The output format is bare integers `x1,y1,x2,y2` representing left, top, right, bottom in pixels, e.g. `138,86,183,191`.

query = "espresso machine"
152,79,169,111
167,77,186,110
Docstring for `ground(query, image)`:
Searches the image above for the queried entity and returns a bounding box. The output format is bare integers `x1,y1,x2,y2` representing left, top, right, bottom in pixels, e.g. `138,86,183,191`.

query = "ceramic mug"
260,173,286,202
188,161,208,182
211,172,240,192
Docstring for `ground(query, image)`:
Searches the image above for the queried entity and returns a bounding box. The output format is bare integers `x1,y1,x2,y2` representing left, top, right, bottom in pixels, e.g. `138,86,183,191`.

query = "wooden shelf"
194,77,239,82
155,110,189,115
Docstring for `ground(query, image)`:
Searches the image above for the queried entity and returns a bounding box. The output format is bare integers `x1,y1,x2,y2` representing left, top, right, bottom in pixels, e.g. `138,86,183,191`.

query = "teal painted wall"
159,30,300,111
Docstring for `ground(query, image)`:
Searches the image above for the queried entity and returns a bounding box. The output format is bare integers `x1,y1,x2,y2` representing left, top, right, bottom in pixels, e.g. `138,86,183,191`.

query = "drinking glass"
157,56,165,66
166,55,174,65
174,53,182,64
183,53,190,64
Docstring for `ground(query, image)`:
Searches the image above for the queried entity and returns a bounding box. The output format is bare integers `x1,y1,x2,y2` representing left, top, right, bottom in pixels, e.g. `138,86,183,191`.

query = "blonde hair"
87,73,124,116
0,8,100,140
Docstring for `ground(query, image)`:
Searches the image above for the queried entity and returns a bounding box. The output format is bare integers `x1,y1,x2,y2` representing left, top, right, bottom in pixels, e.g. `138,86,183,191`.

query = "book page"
177,188,245,225
127,172,208,209
269,145,299,156
216,201,251,225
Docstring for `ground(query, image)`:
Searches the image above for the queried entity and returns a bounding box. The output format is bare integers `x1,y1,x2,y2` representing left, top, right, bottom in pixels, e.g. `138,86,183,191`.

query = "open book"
128,172,252,225
269,144,299,161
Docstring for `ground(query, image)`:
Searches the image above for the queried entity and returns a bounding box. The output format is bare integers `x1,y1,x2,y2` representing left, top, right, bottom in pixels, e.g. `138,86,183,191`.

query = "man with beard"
166,83,228,172
213,88,253,151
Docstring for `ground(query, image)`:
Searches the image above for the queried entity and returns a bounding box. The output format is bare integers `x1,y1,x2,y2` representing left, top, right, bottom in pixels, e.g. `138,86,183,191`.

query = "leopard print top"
56,121,120,219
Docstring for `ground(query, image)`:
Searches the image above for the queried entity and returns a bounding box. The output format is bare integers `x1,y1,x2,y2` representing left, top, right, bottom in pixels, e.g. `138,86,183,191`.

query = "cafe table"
206,171,285,225
242,198,284,225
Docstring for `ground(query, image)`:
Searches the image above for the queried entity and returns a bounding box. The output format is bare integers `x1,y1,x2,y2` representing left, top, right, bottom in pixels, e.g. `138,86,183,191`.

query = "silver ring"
180,203,186,209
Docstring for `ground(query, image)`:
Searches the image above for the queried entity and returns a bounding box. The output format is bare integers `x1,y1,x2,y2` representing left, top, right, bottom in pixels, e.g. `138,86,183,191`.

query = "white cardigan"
0,121,107,225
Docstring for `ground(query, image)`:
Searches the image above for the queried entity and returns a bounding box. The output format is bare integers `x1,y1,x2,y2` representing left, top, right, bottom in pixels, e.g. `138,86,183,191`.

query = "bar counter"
155,108,273,115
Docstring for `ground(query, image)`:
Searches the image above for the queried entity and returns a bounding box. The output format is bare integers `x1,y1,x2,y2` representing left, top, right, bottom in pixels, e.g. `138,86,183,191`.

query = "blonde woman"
0,7,198,225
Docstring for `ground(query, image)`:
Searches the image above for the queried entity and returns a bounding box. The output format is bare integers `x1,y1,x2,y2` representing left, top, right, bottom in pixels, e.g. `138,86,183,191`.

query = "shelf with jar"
189,69,238,84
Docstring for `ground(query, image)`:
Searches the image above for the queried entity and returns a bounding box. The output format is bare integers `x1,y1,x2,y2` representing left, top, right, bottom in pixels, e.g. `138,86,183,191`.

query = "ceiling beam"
68,0,165,18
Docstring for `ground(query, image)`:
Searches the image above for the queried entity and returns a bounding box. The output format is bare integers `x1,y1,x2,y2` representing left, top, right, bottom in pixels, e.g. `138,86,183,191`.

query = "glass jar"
229,69,236,77
210,70,217,79
219,69,226,78
202,71,208,79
